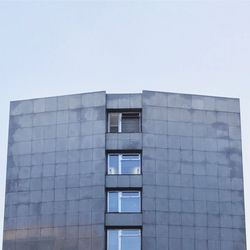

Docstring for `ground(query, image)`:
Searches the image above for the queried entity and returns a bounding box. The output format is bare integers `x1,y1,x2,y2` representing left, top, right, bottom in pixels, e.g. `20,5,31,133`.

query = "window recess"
107,153,141,175
107,190,141,213
108,111,141,133
107,229,141,250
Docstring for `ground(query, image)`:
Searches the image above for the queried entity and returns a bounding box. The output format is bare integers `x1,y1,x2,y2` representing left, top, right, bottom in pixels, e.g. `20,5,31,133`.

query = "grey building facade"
3,90,246,250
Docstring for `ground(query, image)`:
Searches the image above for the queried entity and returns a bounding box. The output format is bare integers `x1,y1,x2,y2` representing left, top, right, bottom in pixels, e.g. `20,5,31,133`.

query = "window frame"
107,110,141,133
107,190,141,213
107,228,141,250
107,152,141,175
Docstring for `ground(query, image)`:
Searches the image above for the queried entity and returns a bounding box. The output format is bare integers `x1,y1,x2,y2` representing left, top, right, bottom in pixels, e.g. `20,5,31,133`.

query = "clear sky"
0,1,249,248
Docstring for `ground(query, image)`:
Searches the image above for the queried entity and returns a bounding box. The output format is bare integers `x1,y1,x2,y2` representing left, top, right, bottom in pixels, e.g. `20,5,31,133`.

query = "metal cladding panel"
142,90,246,250
4,91,107,250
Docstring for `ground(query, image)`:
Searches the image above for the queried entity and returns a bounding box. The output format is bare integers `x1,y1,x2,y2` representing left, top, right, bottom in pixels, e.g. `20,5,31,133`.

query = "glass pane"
121,196,140,212
122,155,140,160
122,192,139,197
107,230,118,250
110,126,119,133
122,113,140,119
109,113,119,132
121,229,141,236
122,117,140,132
121,160,140,174
121,235,141,250
108,155,119,174
108,192,118,212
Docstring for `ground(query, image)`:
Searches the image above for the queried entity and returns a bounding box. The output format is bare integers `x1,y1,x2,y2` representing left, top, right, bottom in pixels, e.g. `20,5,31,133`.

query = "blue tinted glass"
108,230,118,250
108,192,118,212
122,155,140,160
121,196,140,212
122,229,140,235
121,236,140,250
108,155,119,174
121,160,140,174
122,192,139,197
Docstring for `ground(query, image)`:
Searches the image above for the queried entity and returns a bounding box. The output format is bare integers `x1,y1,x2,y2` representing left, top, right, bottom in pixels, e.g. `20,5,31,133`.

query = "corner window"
108,111,141,133
107,191,141,213
107,229,141,250
107,153,141,175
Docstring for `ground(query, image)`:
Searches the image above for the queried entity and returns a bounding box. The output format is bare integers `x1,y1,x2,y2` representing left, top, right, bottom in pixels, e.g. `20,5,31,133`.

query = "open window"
107,153,141,175
108,111,141,133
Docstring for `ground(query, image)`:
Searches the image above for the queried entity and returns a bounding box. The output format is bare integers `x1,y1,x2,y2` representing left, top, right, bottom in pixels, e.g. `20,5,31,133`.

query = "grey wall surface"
142,90,246,250
3,91,106,250
3,90,246,250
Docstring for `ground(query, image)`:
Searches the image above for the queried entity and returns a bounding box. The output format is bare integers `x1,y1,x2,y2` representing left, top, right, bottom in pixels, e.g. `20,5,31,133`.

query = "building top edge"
9,90,240,104
142,90,240,101
10,90,107,103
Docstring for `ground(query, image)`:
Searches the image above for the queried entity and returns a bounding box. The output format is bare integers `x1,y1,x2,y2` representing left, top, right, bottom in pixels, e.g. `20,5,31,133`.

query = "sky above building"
0,1,249,248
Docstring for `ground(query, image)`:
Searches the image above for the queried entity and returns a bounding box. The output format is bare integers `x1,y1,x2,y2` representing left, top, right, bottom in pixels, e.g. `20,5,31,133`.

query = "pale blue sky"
0,1,250,248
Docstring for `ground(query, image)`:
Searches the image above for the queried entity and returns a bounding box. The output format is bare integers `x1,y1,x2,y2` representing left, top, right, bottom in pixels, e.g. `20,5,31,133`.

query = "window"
107,229,141,250
107,153,141,175
107,191,141,213
108,111,141,133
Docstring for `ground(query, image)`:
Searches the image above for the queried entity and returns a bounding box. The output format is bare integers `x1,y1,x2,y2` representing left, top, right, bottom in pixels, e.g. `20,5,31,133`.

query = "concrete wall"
4,91,106,250
142,90,246,250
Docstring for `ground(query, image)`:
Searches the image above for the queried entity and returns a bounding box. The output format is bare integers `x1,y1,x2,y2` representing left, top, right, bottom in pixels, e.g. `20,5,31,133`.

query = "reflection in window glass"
107,153,141,175
107,229,141,250
107,191,141,213
121,192,140,212
108,192,119,212
121,159,139,174
121,236,140,250
108,230,119,250
122,155,139,160
108,155,119,174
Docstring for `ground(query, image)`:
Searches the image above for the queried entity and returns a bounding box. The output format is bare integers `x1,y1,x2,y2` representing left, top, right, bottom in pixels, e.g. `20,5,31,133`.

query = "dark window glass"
109,113,119,132
122,113,140,133
108,111,141,133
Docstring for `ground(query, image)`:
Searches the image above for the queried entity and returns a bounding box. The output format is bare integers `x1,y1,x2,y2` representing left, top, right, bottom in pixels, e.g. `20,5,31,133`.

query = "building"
3,90,246,250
